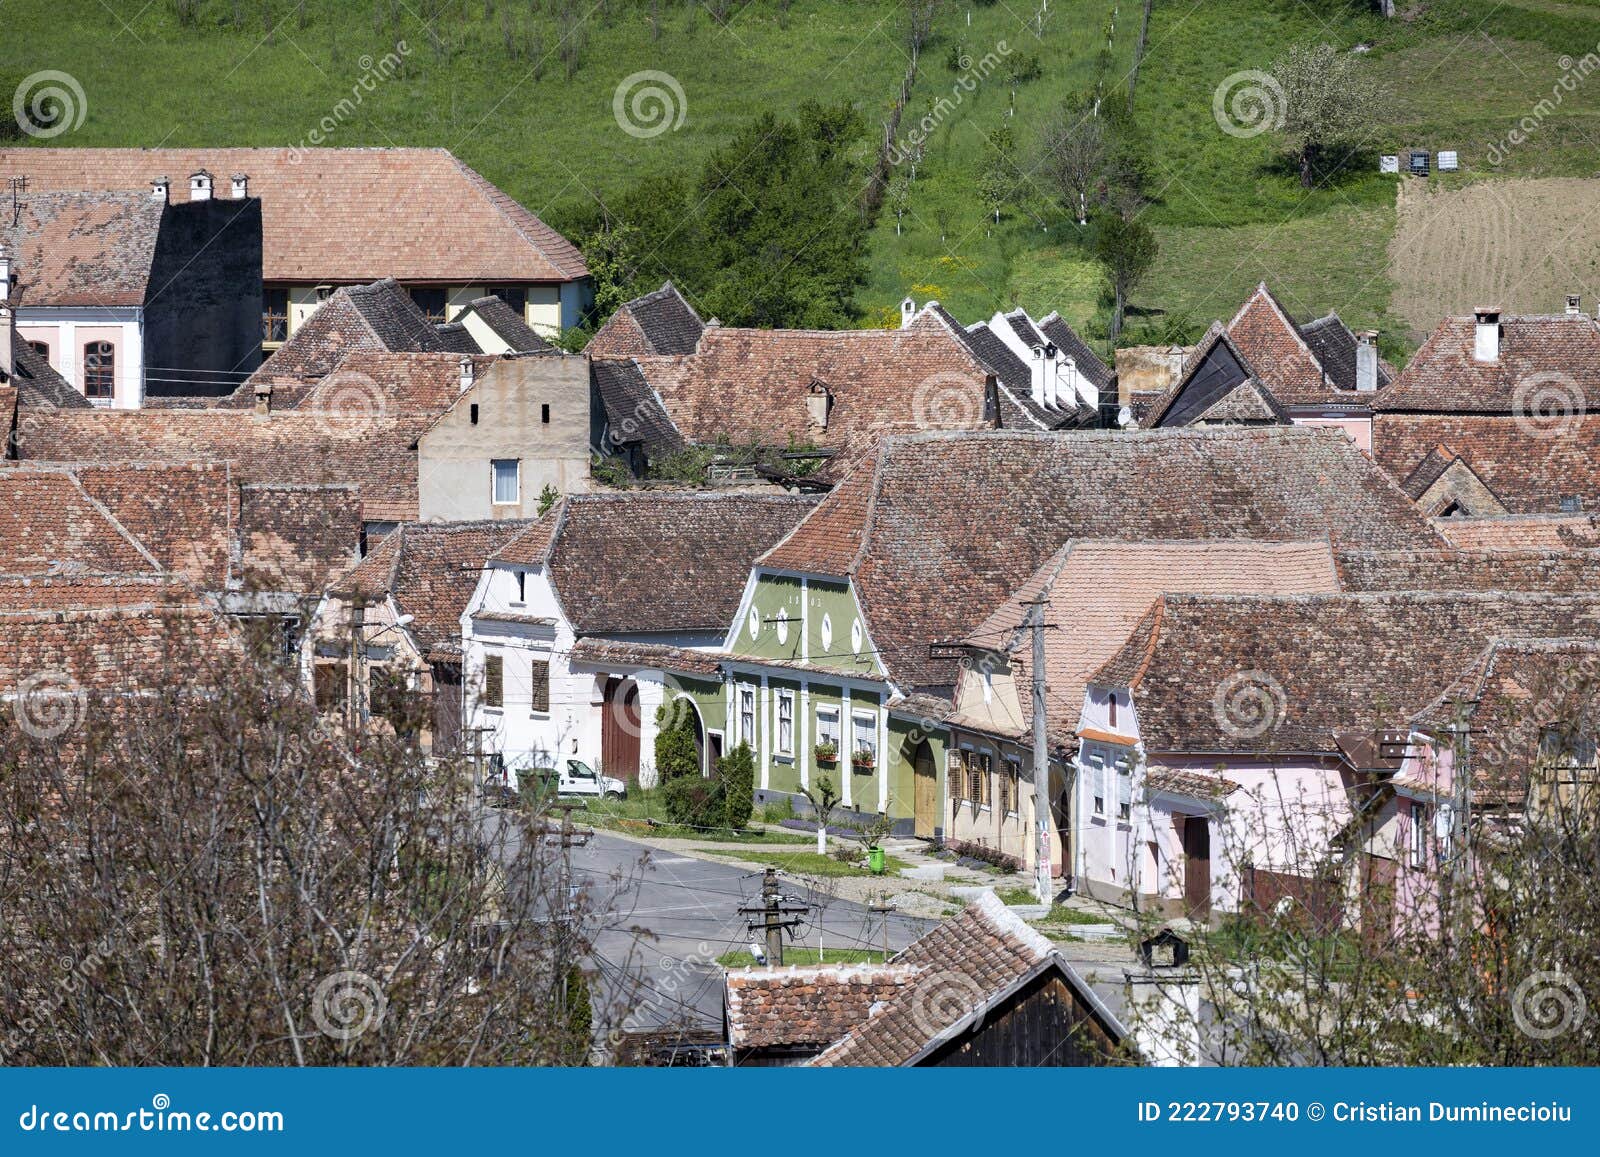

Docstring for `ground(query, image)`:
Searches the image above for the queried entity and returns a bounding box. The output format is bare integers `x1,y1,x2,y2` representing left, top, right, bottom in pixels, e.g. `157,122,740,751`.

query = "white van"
517,758,627,801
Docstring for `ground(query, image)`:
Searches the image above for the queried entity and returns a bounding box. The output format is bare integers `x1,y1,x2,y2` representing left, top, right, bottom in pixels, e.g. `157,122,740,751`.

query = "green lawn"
717,947,885,967
697,849,910,878
571,791,812,844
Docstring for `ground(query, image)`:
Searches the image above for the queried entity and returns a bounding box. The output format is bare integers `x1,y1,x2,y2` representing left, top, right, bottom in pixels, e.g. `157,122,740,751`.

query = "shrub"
661,774,723,830
653,703,700,782
717,743,756,831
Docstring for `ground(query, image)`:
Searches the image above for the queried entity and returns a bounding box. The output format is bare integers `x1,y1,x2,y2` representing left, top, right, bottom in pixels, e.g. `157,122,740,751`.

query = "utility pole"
1027,597,1052,905
739,868,807,966
536,801,592,922
868,898,894,962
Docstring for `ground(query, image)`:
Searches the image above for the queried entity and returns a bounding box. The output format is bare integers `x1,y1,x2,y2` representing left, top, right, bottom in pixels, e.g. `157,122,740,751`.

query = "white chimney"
1041,343,1060,408
1060,355,1080,408
1355,330,1379,392
1029,345,1047,407
458,355,475,392
1567,294,1581,316
0,243,13,379
1473,306,1501,363
900,296,916,329
231,173,249,200
150,176,169,202
189,169,213,201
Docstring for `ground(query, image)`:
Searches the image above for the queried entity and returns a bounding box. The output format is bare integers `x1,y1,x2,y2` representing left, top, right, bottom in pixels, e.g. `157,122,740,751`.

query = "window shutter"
529,660,550,713
949,750,965,800
483,655,503,708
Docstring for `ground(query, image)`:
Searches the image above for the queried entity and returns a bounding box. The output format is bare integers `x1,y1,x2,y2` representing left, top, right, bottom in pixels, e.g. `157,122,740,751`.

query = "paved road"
568,830,934,1034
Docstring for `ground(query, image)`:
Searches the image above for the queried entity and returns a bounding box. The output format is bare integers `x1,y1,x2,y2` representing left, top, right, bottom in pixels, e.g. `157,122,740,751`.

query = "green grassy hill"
12,0,1600,357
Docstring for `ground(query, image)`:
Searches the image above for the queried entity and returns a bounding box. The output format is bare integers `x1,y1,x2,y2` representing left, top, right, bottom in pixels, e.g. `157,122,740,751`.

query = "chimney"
230,173,249,200
1355,330,1379,392
253,381,272,417
458,355,475,392
900,296,916,329
1029,345,1047,407
806,380,831,430
0,242,13,379
1567,294,1582,316
150,176,169,202
984,375,1001,428
1473,306,1501,363
189,169,213,201
1060,355,1080,408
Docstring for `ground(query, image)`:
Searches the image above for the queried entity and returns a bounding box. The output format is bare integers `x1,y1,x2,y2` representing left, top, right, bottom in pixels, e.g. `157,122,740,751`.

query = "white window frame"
1409,800,1427,868
1089,752,1106,817
738,685,756,748
1116,755,1132,822
851,710,878,766
815,704,841,753
1004,756,1023,816
775,689,795,757
491,458,520,505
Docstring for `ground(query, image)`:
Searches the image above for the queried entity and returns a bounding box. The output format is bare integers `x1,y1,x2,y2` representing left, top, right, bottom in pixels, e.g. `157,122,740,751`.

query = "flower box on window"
814,741,839,766
852,747,876,771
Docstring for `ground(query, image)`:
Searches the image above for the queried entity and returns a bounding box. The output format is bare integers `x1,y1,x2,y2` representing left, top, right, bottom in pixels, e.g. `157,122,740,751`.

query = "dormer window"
1108,692,1118,729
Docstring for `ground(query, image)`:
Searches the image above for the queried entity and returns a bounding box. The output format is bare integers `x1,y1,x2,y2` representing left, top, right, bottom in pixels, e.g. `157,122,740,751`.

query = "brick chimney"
150,176,169,202
1473,306,1501,363
189,170,213,201
1355,330,1379,392
1567,293,1582,316
0,242,13,379
231,173,249,200
253,381,272,417
458,355,475,393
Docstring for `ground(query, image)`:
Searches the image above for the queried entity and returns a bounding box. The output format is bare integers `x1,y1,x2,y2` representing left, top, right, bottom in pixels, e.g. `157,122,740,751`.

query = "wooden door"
913,742,937,838
1361,854,1398,949
1182,815,1211,920
430,662,462,756
602,678,642,781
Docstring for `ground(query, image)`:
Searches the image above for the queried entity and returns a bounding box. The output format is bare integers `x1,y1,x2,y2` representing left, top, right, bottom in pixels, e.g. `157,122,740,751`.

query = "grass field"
717,947,885,967
698,849,910,878
14,1,1600,355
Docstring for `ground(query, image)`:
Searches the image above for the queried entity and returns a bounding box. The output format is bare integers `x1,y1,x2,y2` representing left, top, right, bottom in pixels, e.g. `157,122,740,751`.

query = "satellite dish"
1117,405,1134,428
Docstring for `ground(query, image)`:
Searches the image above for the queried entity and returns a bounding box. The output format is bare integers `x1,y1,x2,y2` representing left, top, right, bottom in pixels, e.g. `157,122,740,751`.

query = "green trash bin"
868,846,885,875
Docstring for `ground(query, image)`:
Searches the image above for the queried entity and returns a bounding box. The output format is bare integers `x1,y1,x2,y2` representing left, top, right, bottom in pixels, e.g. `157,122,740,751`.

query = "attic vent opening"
541,403,550,424
1561,495,1584,513
470,403,479,425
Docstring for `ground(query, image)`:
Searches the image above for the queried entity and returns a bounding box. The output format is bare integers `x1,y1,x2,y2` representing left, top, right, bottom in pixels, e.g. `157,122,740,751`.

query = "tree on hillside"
1039,105,1107,225
1094,211,1158,348
1272,42,1382,188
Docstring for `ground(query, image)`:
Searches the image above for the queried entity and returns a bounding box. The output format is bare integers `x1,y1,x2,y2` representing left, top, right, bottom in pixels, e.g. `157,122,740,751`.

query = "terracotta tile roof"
0,572,196,612
0,466,162,577
762,427,1440,695
1410,638,1600,805
629,311,1003,476
565,637,723,676
453,295,552,353
0,148,588,283
1372,413,1600,514
725,963,923,1052
1146,765,1241,800
332,520,532,659
287,351,499,415
4,330,87,408
494,492,817,635
1374,314,1600,412
67,461,234,589
1337,548,1600,593
1095,591,1600,755
1432,514,1600,550
586,282,705,357
955,320,1061,429
955,540,1342,747
3,191,161,306
591,358,686,460
809,892,1122,1066
238,483,361,594
12,408,430,522
1223,282,1351,407
1298,312,1393,392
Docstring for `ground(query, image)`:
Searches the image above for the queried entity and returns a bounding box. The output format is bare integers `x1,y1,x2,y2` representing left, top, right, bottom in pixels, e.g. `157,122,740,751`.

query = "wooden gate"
913,742,937,838
602,677,642,781
1182,815,1211,920
430,662,462,756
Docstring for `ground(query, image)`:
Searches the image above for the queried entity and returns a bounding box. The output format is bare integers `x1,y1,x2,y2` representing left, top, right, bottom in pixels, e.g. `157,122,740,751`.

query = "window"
816,705,840,754
738,686,756,746
1116,756,1132,821
541,403,550,425
262,287,289,343
514,570,526,604
408,286,447,323
968,750,991,808
1000,759,1019,814
27,340,49,362
1560,495,1584,514
491,459,520,505
83,341,114,401
852,711,878,767
1408,800,1427,868
470,403,480,425
494,286,527,315
1089,753,1106,816
949,749,966,801
529,659,549,714
482,654,504,709
1108,692,1118,729
775,690,794,756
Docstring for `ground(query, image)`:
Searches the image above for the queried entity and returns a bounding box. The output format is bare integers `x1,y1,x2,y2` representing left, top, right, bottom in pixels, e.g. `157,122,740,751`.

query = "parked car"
516,758,627,801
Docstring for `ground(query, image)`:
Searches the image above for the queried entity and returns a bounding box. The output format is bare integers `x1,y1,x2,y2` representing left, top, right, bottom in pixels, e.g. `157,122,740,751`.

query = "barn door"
602,677,642,781
913,742,937,838
1182,815,1211,920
